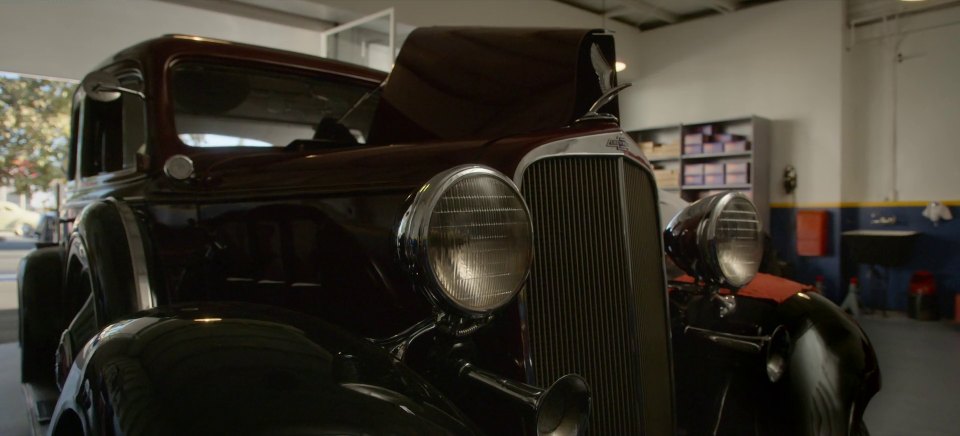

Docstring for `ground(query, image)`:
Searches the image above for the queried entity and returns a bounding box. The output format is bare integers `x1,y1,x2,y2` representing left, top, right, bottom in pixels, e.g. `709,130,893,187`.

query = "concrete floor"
860,314,960,436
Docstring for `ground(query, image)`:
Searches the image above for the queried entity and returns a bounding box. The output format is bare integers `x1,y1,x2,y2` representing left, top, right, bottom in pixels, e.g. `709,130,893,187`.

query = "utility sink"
841,230,920,267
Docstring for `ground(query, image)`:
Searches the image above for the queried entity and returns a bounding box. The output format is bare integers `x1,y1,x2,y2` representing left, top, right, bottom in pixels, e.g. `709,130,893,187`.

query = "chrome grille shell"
515,132,675,435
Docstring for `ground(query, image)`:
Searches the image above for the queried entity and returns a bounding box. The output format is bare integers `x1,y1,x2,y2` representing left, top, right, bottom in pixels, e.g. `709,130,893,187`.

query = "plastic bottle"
840,277,860,318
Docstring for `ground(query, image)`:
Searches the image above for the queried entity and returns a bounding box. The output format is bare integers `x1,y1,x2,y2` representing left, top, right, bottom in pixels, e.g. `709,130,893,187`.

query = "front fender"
50,302,477,436
773,292,880,435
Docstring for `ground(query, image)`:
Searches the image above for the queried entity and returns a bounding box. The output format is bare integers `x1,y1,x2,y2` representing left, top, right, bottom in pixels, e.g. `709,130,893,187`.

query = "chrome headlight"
663,192,763,288
398,165,533,317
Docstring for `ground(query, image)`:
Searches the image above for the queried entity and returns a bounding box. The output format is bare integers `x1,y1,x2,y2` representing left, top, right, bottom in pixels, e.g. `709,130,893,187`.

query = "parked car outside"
18,28,878,436
0,200,41,236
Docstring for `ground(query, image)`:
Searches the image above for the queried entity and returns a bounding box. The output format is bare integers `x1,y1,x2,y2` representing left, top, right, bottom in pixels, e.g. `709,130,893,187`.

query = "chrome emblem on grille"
605,135,628,151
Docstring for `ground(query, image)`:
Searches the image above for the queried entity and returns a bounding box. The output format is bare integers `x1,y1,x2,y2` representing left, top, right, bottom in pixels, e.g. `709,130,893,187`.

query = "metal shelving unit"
629,116,770,230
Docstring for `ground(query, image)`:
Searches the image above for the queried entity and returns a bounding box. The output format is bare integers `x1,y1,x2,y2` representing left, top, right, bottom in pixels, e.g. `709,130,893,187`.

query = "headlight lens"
664,192,763,288
711,194,764,287
399,165,533,316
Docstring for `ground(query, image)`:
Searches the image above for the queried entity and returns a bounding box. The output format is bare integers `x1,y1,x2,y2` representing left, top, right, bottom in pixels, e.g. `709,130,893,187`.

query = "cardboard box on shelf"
683,133,707,144
639,141,657,153
684,143,703,155
647,142,681,158
683,163,704,186
712,133,744,142
704,163,724,185
684,174,704,186
723,141,750,152
725,161,750,184
703,142,724,153
655,169,680,188
689,125,715,135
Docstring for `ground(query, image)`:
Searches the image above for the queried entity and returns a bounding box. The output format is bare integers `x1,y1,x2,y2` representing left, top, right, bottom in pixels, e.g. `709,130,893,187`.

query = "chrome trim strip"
109,199,156,311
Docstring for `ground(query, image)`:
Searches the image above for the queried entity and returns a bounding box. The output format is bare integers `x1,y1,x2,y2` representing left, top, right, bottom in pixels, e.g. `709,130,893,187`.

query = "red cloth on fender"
672,273,811,304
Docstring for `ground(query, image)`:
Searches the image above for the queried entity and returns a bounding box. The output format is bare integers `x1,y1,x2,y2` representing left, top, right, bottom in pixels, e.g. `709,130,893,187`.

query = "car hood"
366,27,618,145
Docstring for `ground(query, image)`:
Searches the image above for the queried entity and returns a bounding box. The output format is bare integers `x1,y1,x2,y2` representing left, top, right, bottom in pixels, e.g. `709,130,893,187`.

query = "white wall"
843,7,960,202
0,0,332,80
618,1,845,204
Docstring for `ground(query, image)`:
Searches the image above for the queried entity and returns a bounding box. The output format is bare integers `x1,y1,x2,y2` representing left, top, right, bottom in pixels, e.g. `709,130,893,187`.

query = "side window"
78,73,146,178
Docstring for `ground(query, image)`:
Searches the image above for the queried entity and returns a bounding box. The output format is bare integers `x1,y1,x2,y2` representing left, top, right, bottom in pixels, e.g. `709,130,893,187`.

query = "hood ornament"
575,82,632,124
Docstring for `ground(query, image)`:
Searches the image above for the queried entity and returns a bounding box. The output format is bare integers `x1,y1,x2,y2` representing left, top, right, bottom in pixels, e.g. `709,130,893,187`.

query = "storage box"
654,168,680,188
684,163,704,185
725,162,750,184
702,142,724,153
703,163,724,185
684,174,704,185
689,125,715,135
639,141,656,154
684,133,706,144
684,163,704,175
683,143,703,155
647,142,681,158
723,141,750,152
712,133,743,142
725,162,750,174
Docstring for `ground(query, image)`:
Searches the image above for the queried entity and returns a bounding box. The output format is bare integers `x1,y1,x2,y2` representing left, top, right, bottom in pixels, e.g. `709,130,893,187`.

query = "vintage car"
17,28,878,436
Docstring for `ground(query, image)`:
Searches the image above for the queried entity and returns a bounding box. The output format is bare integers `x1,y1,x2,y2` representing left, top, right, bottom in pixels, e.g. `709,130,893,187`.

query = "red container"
908,271,938,320
796,210,829,256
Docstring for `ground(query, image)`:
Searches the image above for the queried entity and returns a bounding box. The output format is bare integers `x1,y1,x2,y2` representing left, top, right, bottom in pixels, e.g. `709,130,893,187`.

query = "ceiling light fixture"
615,61,626,72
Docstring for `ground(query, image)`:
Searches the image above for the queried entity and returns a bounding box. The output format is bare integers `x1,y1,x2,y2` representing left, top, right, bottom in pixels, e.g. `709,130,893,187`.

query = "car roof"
95,34,387,84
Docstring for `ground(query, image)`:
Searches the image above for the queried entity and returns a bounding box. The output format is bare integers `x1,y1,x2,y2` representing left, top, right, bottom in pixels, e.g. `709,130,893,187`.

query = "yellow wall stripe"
770,200,960,208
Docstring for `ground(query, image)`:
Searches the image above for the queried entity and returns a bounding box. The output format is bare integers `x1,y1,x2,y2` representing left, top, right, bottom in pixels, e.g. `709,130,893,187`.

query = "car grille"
519,155,674,435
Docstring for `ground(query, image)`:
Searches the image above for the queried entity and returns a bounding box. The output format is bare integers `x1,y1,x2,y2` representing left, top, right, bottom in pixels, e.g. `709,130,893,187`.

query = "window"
78,73,146,178
171,62,379,148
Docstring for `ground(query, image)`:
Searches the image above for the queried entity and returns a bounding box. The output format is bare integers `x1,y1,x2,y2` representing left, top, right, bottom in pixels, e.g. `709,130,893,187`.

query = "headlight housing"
663,192,763,288
398,165,533,318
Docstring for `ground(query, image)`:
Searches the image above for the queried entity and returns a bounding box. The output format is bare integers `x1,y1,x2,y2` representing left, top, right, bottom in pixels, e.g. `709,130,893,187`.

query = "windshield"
171,62,380,148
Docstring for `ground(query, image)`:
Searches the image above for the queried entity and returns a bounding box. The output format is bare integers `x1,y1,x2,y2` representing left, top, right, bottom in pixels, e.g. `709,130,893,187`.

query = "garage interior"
0,0,957,435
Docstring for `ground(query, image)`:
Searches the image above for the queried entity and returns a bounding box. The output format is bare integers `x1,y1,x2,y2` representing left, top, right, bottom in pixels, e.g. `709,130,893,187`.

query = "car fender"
49,302,477,436
771,292,880,435
69,199,156,325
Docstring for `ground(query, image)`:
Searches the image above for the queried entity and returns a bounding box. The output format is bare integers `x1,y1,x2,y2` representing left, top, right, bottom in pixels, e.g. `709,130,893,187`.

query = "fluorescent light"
615,61,626,72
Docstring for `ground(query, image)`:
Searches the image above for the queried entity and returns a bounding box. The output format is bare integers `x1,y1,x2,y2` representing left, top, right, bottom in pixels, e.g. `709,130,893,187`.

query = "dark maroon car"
18,28,877,436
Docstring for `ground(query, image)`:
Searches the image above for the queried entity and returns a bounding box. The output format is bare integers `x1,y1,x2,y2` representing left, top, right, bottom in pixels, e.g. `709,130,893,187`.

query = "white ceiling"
554,0,780,30
162,0,960,33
